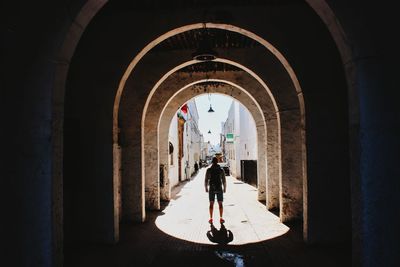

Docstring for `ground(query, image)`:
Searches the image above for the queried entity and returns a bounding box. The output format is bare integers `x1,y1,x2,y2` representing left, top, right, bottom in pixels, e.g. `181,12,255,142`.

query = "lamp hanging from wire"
207,92,214,113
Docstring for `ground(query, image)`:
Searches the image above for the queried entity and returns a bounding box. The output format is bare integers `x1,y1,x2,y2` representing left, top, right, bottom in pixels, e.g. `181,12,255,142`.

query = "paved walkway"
156,167,289,245
66,167,350,267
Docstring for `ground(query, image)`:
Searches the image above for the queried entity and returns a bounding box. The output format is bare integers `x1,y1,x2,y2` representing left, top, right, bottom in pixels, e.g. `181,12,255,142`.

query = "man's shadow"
206,223,234,245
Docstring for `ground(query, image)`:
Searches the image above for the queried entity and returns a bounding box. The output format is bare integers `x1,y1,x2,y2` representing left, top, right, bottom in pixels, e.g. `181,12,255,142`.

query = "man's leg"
209,201,214,223
218,201,224,223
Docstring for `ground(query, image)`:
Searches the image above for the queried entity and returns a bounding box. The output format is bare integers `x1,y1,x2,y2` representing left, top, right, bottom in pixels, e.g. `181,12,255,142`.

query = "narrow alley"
66,167,349,267
4,2,398,266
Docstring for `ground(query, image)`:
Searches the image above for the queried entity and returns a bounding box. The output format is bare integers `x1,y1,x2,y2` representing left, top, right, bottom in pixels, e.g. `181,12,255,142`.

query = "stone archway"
117,25,304,228
141,57,303,223
158,80,268,202
55,2,354,266
153,68,279,208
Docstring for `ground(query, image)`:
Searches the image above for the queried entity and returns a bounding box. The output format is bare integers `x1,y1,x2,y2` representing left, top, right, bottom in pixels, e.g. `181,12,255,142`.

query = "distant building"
183,100,202,179
201,140,209,162
168,99,202,188
222,101,257,179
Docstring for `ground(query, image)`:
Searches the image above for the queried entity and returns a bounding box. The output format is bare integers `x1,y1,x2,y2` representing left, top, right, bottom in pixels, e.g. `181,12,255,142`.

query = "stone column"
266,114,280,210
159,123,171,201
121,121,145,222
256,123,267,201
144,128,161,210
279,109,303,222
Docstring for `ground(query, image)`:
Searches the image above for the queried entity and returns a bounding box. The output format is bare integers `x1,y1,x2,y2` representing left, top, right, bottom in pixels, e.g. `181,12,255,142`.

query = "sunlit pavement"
65,166,350,267
156,167,289,245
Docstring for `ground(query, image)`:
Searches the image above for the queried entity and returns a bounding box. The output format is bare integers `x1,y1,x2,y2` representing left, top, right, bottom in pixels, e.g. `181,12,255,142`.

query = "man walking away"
205,157,227,224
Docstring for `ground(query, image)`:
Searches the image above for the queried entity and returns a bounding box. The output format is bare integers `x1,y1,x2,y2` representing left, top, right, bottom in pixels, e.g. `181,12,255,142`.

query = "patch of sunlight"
155,169,290,245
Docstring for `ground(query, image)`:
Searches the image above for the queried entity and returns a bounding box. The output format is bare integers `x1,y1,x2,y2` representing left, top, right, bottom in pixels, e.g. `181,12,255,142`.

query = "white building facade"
183,100,202,179
167,99,203,191
222,101,257,179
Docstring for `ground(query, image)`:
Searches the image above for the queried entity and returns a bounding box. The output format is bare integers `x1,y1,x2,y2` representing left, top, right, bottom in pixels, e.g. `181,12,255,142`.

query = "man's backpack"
209,166,222,191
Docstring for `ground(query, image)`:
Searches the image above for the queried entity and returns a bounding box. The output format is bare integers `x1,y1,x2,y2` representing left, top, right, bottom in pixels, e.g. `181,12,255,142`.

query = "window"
169,142,174,165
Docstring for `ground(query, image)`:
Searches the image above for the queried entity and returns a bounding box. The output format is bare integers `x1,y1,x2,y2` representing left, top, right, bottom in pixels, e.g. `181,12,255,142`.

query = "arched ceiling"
151,28,262,73
152,28,262,52
108,0,302,10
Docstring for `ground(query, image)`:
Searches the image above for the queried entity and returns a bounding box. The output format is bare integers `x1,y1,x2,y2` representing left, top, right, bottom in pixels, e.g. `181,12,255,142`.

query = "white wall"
168,112,179,188
191,100,202,176
178,99,202,180
224,101,239,177
222,100,257,179
183,118,190,179
239,105,257,160
234,102,241,177
188,99,201,176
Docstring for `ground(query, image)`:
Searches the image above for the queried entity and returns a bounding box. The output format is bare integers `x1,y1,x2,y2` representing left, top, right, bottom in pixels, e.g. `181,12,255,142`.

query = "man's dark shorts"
209,190,223,202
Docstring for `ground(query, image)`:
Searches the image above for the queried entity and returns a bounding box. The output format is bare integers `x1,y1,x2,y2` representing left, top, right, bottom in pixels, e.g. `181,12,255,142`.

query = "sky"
194,94,233,145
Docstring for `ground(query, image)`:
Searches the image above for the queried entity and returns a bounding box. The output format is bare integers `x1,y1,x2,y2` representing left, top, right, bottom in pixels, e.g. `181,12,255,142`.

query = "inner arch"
141,61,277,206
114,23,304,144
156,83,288,244
117,24,305,242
